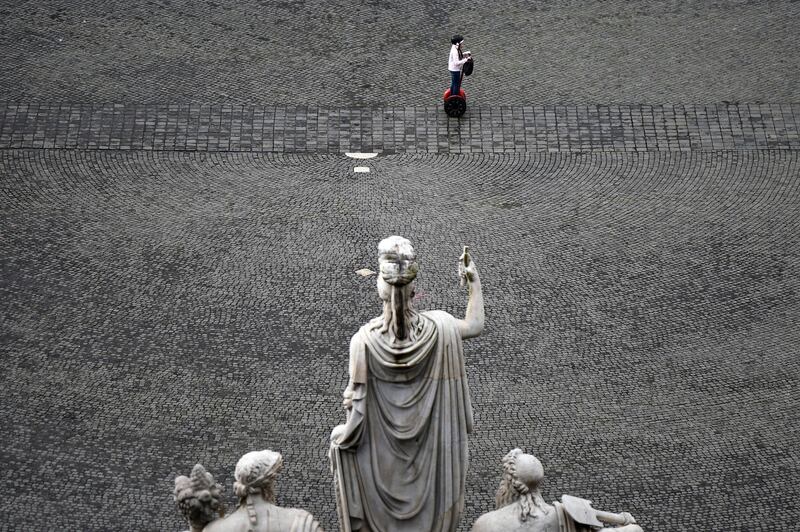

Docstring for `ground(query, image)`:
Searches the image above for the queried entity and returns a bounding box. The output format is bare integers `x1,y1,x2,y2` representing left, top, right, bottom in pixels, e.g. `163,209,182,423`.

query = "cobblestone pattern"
1,150,798,531
1,0,799,106
2,103,799,153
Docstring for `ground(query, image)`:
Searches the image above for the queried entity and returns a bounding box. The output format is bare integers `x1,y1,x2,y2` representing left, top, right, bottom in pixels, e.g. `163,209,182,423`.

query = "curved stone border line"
1,103,798,153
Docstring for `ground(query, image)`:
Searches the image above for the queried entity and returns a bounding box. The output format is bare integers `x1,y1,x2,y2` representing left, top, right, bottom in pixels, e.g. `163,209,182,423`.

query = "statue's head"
375,236,420,342
495,449,551,522
377,236,418,294
513,452,545,490
174,464,225,531
233,450,283,504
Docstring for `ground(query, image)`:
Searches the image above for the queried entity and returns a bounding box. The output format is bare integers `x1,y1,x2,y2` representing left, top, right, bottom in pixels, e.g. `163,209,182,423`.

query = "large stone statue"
329,236,485,532
471,449,643,532
174,450,322,532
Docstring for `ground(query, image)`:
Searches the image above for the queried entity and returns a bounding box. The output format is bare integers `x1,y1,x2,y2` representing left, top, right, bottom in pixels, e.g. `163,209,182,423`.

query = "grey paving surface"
1,149,799,531
1,0,799,106
3,102,800,153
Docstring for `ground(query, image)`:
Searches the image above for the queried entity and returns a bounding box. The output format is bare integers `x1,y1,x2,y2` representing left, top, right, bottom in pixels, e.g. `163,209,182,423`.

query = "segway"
444,57,474,118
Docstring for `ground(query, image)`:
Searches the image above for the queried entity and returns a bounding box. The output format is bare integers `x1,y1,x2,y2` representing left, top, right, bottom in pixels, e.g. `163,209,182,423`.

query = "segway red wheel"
443,89,467,118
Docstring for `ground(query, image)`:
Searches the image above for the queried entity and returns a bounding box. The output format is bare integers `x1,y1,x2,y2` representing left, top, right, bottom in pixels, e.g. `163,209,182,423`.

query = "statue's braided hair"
494,449,550,522
377,236,421,343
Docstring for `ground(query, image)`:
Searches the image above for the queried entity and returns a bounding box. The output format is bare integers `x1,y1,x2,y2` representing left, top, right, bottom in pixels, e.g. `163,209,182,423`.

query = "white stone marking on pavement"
354,166,370,173
345,152,378,159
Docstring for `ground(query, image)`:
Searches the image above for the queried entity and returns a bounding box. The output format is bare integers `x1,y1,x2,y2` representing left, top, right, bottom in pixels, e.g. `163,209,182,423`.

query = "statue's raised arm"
457,246,485,339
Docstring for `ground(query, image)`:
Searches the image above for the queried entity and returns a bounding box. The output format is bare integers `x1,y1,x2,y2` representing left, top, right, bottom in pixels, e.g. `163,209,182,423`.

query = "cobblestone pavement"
3,102,799,153
1,149,798,531
2,0,800,530
1,0,799,106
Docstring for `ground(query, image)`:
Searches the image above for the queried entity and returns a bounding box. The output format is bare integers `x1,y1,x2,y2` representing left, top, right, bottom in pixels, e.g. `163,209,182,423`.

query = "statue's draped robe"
332,310,474,532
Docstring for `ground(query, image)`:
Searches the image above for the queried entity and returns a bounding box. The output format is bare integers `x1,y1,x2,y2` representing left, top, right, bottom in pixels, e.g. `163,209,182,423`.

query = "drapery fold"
333,310,473,532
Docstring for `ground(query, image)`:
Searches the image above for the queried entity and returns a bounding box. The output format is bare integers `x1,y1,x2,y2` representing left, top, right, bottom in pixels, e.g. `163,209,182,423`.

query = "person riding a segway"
445,34,474,118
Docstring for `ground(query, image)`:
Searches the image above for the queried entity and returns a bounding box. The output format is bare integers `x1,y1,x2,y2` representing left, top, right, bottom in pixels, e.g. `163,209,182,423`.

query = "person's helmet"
451,34,463,45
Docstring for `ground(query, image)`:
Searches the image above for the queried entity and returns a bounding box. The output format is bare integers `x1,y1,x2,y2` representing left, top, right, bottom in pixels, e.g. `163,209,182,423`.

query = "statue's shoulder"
470,504,520,532
203,505,322,532
472,503,560,532
292,507,323,529
422,309,459,330
203,508,249,532
422,309,456,322
274,506,323,531
352,319,381,346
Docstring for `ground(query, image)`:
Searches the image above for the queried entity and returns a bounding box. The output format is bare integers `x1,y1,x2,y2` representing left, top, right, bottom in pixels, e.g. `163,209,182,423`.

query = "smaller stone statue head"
174,464,226,532
233,449,283,504
494,449,551,522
